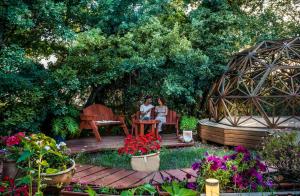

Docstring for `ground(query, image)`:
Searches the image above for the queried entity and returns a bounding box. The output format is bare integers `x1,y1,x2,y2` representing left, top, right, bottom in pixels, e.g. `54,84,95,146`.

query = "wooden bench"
79,104,129,141
131,109,180,136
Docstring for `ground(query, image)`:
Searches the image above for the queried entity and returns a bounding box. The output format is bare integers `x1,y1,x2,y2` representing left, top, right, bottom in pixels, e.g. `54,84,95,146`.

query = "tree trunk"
83,86,103,108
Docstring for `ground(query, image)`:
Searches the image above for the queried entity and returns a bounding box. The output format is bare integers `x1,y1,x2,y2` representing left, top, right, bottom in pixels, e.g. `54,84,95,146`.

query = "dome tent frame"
208,37,300,128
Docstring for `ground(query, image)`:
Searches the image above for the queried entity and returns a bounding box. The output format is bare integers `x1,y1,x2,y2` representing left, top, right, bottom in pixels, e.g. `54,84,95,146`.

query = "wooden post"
205,178,219,196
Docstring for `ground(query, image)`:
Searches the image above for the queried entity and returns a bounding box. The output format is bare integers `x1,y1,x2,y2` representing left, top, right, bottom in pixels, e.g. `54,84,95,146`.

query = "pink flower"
207,155,223,171
233,174,244,188
257,161,267,172
6,136,21,146
16,132,25,138
234,145,248,154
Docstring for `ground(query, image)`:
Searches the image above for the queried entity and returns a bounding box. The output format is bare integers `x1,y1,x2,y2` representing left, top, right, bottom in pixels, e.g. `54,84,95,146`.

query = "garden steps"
72,164,196,189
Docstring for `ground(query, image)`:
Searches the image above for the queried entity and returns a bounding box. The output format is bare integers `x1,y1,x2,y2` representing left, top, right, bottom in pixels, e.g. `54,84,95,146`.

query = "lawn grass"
74,146,232,170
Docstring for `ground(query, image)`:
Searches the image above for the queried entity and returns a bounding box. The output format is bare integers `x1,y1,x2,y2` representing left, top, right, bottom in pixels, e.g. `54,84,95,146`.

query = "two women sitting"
139,95,168,133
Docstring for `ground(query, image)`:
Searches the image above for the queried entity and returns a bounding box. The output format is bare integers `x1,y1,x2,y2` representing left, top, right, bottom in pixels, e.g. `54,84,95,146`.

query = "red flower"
118,135,161,156
16,132,25,138
3,176,10,181
0,186,5,193
6,136,21,146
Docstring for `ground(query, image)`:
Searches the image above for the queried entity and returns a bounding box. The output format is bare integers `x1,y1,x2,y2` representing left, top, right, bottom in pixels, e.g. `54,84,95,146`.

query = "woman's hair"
158,97,166,105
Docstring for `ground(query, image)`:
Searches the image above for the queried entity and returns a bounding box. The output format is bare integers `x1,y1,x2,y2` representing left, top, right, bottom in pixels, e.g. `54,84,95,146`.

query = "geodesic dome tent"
208,37,300,128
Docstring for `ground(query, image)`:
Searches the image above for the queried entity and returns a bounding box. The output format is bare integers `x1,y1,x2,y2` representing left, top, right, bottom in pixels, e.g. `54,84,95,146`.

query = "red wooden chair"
164,110,180,136
79,104,129,141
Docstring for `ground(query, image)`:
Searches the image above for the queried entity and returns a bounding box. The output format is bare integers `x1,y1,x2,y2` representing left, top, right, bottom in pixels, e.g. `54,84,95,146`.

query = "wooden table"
133,120,159,138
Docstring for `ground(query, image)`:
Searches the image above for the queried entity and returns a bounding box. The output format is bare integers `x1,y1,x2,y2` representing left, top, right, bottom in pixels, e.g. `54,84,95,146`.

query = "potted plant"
180,116,198,143
1,133,75,195
118,134,161,172
0,132,26,180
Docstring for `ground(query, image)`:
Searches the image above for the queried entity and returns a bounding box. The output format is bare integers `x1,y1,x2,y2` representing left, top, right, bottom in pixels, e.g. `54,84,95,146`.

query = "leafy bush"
52,116,79,139
193,146,272,192
162,181,197,196
261,130,300,179
180,116,198,131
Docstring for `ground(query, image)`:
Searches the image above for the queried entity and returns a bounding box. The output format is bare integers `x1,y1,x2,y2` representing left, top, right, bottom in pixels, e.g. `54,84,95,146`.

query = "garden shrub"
261,130,300,180
193,146,272,192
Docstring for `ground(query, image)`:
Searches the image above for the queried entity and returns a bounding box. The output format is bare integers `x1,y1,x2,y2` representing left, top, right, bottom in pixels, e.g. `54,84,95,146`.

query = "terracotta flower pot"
2,159,22,180
42,159,76,187
131,152,160,172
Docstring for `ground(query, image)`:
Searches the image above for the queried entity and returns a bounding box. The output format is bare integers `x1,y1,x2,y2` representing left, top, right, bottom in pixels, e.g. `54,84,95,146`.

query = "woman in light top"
155,98,168,132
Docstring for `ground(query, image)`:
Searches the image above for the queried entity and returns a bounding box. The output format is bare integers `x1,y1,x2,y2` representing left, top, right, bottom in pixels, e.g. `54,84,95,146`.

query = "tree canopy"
0,0,299,136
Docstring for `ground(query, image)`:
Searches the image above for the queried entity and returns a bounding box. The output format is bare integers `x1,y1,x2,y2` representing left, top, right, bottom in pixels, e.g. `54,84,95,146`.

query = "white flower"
59,142,66,146
44,146,50,151
56,144,61,149
36,141,42,145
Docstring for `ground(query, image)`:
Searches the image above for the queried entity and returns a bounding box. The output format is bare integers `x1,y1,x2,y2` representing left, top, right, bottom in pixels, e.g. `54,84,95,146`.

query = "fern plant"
52,116,79,139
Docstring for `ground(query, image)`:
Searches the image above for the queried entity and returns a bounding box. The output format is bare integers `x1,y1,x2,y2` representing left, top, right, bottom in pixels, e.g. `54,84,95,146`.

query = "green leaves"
162,181,197,196
17,150,33,163
85,186,97,196
180,116,198,131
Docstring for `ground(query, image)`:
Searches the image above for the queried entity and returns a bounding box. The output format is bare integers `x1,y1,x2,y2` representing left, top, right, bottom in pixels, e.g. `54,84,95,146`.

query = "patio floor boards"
66,133,194,154
73,164,197,189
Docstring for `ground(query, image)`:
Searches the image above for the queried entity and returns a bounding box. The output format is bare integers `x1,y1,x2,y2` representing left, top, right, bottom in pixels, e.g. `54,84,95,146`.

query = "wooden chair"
79,104,129,141
131,109,180,136
165,110,180,136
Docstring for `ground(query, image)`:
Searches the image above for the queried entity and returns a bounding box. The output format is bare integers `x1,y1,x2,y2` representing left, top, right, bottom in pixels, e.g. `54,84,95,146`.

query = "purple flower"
242,152,251,161
220,164,227,170
223,155,229,160
234,145,249,154
233,174,243,188
250,182,257,191
207,155,223,171
249,168,263,183
256,173,263,183
187,182,197,190
231,165,237,171
265,180,273,188
186,173,192,179
191,162,201,171
230,153,237,160
257,161,267,172
204,152,209,156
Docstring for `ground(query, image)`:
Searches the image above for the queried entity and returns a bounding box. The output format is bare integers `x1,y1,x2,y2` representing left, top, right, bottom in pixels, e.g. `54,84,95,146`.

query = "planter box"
60,191,119,196
131,152,160,172
157,185,300,196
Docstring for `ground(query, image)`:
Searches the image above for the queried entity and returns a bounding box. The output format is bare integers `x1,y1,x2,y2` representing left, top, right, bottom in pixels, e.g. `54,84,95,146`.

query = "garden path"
72,164,198,189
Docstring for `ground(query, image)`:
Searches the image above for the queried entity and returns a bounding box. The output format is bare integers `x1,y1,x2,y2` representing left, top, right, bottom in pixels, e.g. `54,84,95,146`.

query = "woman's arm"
164,106,168,116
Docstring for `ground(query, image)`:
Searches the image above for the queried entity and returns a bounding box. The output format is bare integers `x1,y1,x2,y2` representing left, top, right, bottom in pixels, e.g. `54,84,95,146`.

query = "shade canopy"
208,37,300,128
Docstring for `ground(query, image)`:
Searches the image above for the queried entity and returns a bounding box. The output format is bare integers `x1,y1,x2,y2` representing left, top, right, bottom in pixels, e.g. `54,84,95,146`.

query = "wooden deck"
199,119,269,148
72,164,197,189
66,134,194,154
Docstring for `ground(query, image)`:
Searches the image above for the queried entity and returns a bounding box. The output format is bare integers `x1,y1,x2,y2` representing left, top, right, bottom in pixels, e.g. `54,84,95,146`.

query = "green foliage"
180,116,198,131
52,116,79,139
85,186,97,196
75,147,230,170
261,131,300,179
121,184,157,196
162,181,197,196
1,0,299,134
